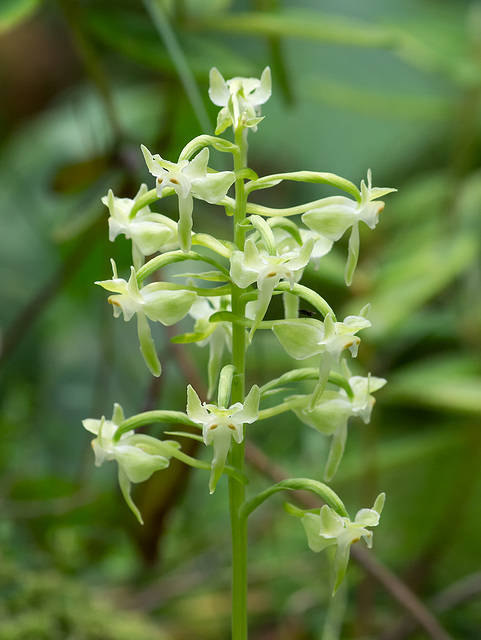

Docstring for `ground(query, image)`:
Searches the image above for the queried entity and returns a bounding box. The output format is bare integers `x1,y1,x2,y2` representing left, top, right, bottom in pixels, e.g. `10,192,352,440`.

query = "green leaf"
0,0,41,35
310,78,453,122
85,9,255,76
364,230,478,339
386,355,481,414
190,10,395,48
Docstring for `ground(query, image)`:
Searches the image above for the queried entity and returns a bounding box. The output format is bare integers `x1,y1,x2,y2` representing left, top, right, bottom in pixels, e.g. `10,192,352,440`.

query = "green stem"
142,0,211,132
178,134,239,160
136,250,230,284
229,126,248,640
115,410,196,440
259,368,354,400
257,396,310,420
239,478,349,521
245,170,361,201
274,282,336,319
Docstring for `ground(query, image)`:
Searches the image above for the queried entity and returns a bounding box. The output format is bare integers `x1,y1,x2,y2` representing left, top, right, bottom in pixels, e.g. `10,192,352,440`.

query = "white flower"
271,225,333,271
83,404,180,524
142,145,235,252
294,373,387,480
273,312,371,407
103,185,178,267
186,385,260,493
301,494,385,594
230,237,313,338
96,260,197,376
209,67,271,133
302,171,396,284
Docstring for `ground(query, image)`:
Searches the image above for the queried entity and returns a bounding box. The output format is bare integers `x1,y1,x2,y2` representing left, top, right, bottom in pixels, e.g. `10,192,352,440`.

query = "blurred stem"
229,126,248,640
0,215,104,366
254,0,294,105
57,0,123,143
239,478,349,521
142,0,211,133
322,583,347,640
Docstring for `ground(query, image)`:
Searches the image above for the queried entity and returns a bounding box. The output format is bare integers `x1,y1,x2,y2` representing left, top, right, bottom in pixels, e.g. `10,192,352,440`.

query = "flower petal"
118,467,143,524
141,286,197,325
186,385,210,425
302,198,357,241
250,67,272,105
191,170,236,204
324,422,348,481
273,319,325,360
137,313,161,377
302,513,336,553
208,425,232,493
115,443,170,483
235,385,260,425
208,67,230,106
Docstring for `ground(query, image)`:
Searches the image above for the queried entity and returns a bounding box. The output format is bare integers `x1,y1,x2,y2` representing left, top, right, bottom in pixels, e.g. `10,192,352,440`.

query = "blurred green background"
1,1,481,638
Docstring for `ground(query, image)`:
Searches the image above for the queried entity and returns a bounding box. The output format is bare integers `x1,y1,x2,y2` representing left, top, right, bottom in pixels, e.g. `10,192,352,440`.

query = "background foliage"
1,0,481,638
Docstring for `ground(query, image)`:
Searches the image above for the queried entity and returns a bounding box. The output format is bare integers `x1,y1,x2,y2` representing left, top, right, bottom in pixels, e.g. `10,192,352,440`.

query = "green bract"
209,67,271,134
142,145,235,252
83,403,181,524
187,384,260,493
301,493,385,594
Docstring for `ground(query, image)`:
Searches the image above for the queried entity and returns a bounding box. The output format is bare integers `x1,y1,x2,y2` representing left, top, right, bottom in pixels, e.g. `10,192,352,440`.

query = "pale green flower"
83,403,180,524
103,184,178,267
273,312,371,407
209,67,271,133
302,171,396,284
294,373,387,480
96,260,197,376
142,145,235,252
230,237,313,338
301,494,385,594
186,384,260,493
299,229,333,270
271,226,333,271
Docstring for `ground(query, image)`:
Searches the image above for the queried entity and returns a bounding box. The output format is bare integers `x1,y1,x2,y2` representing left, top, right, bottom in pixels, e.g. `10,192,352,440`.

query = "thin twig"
379,571,481,640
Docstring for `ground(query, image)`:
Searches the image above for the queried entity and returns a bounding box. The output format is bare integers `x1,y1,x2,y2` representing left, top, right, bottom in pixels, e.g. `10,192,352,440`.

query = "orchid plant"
83,66,395,638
